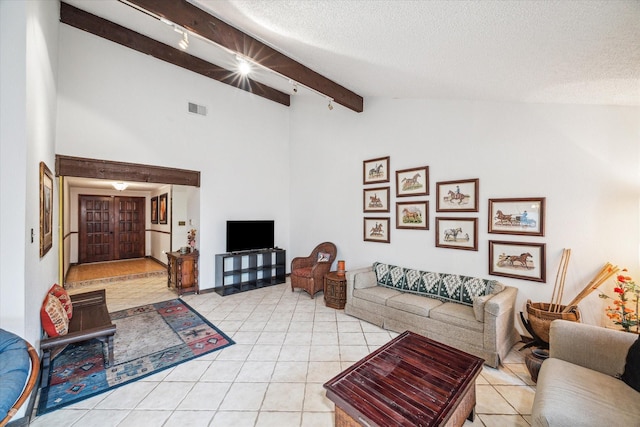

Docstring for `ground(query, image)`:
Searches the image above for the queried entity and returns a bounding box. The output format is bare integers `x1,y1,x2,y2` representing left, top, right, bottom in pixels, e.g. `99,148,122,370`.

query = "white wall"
289,96,640,332
0,0,59,420
55,25,291,290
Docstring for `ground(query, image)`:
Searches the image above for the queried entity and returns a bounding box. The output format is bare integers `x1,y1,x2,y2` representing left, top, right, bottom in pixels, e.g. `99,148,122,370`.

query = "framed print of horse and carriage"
364,217,390,243
489,241,546,282
435,217,478,250
363,156,390,185
488,198,545,236
396,166,429,197
363,187,390,213
396,201,429,230
436,178,479,212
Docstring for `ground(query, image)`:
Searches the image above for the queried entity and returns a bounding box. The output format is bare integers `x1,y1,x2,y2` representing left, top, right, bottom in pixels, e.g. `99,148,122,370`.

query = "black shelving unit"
214,248,286,296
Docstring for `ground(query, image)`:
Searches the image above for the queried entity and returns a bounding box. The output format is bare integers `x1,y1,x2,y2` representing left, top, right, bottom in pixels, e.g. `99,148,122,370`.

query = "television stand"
214,248,286,296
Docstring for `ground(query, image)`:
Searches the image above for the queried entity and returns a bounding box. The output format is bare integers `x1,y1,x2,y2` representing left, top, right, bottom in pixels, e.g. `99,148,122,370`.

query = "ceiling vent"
188,102,207,116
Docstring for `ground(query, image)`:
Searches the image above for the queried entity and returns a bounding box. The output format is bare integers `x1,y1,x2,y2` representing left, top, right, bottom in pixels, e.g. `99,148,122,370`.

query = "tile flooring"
32,265,536,426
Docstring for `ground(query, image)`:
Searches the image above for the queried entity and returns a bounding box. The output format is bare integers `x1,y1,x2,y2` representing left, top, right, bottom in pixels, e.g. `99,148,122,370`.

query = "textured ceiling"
192,0,640,106
63,0,640,106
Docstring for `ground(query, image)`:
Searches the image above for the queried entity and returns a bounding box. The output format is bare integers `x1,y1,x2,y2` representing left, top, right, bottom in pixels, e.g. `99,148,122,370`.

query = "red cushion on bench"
49,284,73,319
41,294,68,337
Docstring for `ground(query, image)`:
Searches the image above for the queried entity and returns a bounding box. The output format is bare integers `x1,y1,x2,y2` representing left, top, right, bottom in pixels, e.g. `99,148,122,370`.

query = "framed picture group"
360,156,547,282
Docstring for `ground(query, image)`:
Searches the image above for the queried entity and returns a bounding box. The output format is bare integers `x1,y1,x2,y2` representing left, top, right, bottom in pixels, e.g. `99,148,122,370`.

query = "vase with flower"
187,228,197,251
599,270,639,333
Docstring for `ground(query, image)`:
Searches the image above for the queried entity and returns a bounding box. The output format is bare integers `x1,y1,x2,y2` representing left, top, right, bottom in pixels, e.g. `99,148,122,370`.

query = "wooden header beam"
56,155,201,187
60,2,290,107
123,0,364,112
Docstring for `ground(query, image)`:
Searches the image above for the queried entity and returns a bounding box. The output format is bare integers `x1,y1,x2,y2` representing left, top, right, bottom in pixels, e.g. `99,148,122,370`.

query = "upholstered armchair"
290,242,337,298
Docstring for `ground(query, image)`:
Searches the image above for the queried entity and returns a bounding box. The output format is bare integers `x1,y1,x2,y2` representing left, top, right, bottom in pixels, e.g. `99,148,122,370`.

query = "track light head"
178,31,189,50
237,57,251,76
328,100,334,110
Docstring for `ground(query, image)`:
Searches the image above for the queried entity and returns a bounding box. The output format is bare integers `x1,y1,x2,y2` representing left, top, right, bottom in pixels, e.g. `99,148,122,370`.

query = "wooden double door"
79,195,145,264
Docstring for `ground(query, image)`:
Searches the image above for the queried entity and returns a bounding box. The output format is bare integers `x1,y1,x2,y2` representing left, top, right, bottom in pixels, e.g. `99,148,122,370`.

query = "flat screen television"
226,220,275,253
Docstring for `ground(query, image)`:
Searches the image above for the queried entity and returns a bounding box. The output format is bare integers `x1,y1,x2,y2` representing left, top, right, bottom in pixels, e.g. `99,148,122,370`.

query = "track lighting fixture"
178,31,189,50
290,80,298,93
237,56,251,76
328,99,334,110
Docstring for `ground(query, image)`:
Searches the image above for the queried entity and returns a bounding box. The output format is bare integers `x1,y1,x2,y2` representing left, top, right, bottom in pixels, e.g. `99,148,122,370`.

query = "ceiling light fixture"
178,31,189,50
290,80,298,93
237,57,251,76
328,99,334,110
112,182,128,191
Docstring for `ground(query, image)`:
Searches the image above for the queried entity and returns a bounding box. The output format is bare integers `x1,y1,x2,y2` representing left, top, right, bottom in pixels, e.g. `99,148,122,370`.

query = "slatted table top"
323,331,484,427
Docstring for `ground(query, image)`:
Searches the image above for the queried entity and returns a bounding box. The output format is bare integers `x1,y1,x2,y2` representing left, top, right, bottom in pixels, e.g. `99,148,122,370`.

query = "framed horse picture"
435,217,477,250
364,217,390,243
396,201,429,230
488,198,545,236
489,240,546,282
435,178,479,212
363,156,390,185
363,187,390,213
396,166,429,197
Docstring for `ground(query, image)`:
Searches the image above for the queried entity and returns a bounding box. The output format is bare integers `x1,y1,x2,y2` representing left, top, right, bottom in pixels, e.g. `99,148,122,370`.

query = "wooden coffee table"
323,331,484,427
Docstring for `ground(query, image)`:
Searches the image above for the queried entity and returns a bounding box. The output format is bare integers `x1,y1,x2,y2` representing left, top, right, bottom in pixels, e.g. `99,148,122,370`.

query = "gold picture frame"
40,161,53,257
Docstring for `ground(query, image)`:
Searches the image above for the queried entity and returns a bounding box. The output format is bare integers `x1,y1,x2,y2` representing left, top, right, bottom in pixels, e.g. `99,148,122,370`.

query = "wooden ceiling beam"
123,0,364,112
60,2,290,107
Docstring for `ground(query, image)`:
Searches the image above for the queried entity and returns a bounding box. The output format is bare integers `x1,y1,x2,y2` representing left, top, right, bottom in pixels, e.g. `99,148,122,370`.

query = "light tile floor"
31,276,536,426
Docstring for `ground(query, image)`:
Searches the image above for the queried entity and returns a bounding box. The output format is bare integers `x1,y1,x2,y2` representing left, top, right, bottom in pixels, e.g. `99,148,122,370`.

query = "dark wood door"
114,197,145,260
79,195,145,264
79,196,113,263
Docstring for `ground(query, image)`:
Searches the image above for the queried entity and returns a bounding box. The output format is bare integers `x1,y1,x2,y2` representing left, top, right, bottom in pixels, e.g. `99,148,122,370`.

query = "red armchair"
290,242,337,298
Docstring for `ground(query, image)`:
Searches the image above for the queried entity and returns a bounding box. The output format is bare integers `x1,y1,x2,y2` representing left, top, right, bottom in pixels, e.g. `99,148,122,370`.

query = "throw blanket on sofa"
373,262,502,307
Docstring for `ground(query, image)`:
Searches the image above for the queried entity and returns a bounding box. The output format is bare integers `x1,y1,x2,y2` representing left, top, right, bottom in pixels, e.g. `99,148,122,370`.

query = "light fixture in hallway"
112,182,128,191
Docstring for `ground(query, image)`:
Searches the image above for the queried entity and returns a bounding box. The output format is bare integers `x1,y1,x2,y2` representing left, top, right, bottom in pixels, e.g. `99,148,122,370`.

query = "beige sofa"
531,320,640,427
345,263,520,367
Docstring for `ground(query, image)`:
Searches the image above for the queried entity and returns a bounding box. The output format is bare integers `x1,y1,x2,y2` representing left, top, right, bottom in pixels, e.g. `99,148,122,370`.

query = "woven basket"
526,300,580,344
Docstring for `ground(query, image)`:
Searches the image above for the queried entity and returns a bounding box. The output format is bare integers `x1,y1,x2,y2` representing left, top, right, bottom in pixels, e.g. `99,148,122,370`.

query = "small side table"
167,250,199,295
324,271,346,309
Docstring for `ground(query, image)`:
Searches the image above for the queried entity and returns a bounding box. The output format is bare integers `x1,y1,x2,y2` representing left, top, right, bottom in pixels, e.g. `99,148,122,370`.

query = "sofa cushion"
387,293,443,317
353,286,402,306
354,271,377,289
0,329,30,417
533,358,640,426
430,303,483,332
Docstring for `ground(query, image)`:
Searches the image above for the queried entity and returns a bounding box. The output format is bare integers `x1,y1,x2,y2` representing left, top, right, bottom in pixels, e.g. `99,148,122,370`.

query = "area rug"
37,299,234,415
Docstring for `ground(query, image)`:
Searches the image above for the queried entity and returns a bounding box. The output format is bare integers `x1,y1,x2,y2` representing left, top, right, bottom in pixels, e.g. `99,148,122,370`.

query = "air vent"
188,102,207,116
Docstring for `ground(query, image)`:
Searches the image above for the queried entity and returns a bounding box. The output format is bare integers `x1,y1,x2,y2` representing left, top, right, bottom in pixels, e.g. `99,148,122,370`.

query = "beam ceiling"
60,2,290,106
122,0,364,112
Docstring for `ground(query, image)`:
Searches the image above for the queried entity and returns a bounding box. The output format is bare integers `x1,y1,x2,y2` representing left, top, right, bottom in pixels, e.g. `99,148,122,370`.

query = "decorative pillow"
317,252,331,262
49,283,73,319
621,335,640,392
40,294,69,337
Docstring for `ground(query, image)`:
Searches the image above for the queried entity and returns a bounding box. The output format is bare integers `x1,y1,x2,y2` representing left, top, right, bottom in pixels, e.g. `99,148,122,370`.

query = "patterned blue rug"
37,299,234,415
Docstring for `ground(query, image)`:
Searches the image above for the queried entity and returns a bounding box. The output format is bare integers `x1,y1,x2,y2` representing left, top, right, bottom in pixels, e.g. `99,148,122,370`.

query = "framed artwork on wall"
396,201,429,230
363,156,390,185
489,240,546,282
364,217,390,243
435,217,478,250
39,161,53,258
363,187,390,213
488,197,545,236
436,178,479,212
151,196,159,224
159,193,168,224
395,166,429,197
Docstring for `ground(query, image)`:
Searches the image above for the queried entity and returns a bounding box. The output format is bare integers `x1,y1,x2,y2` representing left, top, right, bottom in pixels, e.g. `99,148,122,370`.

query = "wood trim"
123,0,364,112
60,2,290,107
56,155,201,187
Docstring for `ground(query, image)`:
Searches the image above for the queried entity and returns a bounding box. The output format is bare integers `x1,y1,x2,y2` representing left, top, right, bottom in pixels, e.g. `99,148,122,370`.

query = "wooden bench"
40,289,116,387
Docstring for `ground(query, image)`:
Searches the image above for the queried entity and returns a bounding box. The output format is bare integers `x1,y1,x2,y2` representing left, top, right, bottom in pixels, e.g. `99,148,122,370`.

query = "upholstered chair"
290,242,337,298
